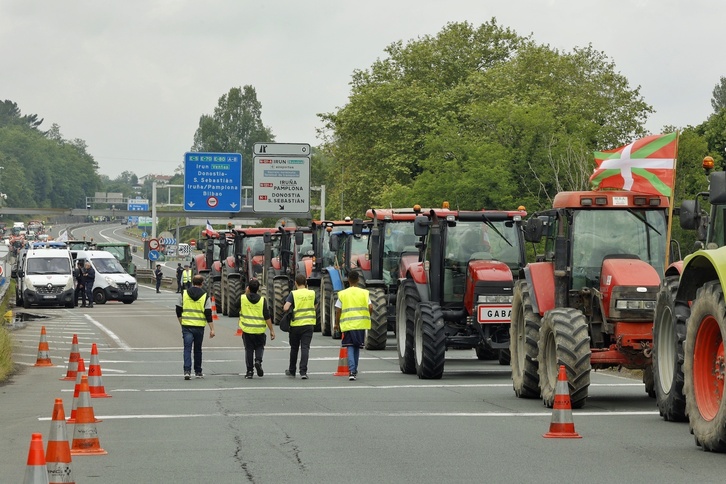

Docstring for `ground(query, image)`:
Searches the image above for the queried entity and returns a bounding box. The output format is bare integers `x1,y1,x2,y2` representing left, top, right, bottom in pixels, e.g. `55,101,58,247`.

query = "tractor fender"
524,262,555,316
676,246,726,302
224,255,236,270
193,254,207,272
663,260,684,279
296,260,313,278
212,260,222,274
407,262,427,285
357,256,372,272
325,266,345,292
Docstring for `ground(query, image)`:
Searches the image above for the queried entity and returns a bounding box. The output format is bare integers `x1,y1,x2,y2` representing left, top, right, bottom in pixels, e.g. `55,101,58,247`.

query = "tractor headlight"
614,300,656,310
477,295,513,304
609,285,657,321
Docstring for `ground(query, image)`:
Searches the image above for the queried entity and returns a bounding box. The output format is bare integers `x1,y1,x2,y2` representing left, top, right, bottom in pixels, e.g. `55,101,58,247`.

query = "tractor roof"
552,191,670,209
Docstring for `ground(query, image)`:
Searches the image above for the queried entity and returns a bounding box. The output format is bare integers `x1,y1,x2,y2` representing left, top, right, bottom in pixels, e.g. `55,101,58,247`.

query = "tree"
712,76,726,113
0,100,43,130
191,86,275,186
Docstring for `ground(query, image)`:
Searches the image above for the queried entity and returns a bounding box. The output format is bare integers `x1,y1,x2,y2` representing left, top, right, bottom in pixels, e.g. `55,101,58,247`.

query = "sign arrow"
187,201,195,208
230,202,238,209
279,205,285,211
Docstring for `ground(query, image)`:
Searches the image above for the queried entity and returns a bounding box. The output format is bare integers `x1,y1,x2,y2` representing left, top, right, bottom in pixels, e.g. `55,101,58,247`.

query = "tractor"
220,227,269,317
193,228,234,312
511,190,669,408
396,207,527,378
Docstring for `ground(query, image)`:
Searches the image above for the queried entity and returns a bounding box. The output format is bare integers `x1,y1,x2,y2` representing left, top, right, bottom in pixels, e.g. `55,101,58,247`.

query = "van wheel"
93,289,107,305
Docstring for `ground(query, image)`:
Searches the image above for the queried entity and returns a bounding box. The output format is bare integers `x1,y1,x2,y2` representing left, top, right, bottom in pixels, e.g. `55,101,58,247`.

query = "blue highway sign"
184,152,242,212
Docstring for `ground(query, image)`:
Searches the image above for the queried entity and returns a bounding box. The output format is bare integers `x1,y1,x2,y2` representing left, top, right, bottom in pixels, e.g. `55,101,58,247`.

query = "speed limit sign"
148,238,160,250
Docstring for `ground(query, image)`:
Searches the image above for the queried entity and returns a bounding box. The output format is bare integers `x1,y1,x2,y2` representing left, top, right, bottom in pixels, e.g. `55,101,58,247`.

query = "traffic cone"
211,296,220,322
34,326,53,367
24,433,50,484
88,343,111,398
543,365,582,439
333,346,349,376
60,334,80,381
46,398,74,484
70,376,107,455
67,359,100,424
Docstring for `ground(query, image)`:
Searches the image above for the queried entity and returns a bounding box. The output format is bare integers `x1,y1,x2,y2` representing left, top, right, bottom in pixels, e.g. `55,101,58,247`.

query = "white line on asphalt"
84,314,131,351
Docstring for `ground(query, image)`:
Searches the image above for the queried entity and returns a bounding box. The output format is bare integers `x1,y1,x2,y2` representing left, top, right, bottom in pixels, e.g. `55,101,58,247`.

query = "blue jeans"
347,345,360,374
182,326,205,374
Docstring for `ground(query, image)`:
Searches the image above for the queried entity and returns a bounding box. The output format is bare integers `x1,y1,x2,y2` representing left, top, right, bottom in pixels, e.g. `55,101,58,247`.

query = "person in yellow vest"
181,265,193,290
282,273,318,379
239,278,275,379
176,275,215,380
334,271,372,381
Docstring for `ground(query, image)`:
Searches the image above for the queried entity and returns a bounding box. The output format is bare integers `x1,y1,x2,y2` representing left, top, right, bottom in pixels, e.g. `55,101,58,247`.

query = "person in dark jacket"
82,261,96,308
74,260,86,307
176,275,215,379
155,264,163,293
238,279,275,379
176,263,183,293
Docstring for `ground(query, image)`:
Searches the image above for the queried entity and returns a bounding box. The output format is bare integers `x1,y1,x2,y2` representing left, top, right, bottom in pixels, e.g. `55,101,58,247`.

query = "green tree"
0,100,43,130
711,76,726,113
191,86,275,186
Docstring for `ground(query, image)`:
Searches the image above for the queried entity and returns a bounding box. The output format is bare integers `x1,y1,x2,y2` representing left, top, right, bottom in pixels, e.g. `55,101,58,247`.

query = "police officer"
239,279,275,379
74,260,86,307
334,271,372,381
283,273,318,379
176,263,183,293
82,261,96,308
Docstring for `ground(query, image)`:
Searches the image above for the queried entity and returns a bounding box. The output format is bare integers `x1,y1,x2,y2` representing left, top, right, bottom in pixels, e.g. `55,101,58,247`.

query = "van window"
92,257,125,274
27,258,70,275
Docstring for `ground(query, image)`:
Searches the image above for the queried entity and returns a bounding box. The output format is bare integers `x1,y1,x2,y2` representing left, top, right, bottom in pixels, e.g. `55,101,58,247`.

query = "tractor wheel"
509,281,541,399
684,281,726,452
321,274,333,336
537,307,591,409
93,289,107,305
643,365,655,398
312,285,322,332
330,291,342,339
396,279,419,374
259,284,267,300
653,275,688,421
365,287,388,350
227,278,242,318
414,302,446,379
202,272,212,297
498,349,511,366
212,280,222,313
220,271,228,315
273,278,289,326
475,344,497,360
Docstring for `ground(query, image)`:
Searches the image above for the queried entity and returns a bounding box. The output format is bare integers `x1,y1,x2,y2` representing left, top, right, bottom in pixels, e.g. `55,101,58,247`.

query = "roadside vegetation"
0,280,16,382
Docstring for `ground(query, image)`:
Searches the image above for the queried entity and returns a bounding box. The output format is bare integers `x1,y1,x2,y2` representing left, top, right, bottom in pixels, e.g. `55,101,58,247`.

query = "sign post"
253,143,311,214
184,152,242,212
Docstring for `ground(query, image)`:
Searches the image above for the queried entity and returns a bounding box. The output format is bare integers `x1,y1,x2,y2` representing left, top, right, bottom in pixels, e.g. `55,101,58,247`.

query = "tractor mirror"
679,200,699,230
352,218,364,236
710,171,726,204
294,230,304,246
413,215,429,237
263,232,271,244
523,217,545,243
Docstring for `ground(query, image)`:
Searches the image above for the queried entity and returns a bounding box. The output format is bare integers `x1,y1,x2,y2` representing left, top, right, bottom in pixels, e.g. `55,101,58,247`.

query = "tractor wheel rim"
516,313,525,369
545,330,557,385
656,305,675,393
693,315,725,421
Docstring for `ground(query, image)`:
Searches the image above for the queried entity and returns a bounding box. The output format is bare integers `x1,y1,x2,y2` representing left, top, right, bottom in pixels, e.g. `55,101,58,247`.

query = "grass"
0,279,15,382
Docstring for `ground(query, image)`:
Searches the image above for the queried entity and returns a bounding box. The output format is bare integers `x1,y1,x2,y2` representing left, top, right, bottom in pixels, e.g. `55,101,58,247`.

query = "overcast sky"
1,1,723,180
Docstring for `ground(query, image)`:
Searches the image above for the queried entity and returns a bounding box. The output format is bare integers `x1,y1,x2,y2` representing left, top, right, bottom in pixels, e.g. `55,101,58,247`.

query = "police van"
74,250,138,304
16,248,75,309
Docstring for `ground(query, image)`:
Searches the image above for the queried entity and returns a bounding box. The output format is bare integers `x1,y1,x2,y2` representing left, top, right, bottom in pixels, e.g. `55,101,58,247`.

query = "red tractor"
193,228,233,311
511,190,669,408
396,207,527,378
220,227,269,318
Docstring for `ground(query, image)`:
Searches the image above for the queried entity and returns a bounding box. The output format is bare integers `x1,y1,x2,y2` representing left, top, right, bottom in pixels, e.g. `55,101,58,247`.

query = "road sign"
184,152,242,212
148,238,160,250
128,199,149,225
253,143,310,213
148,250,160,261
160,237,176,245
142,232,148,238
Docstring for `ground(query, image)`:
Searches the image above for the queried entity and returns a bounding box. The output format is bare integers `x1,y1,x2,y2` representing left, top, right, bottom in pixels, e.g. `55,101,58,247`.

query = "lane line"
84,314,131,351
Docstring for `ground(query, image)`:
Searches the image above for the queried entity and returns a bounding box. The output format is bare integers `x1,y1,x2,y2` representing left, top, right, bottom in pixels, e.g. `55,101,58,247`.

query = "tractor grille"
34,285,64,295
118,282,136,291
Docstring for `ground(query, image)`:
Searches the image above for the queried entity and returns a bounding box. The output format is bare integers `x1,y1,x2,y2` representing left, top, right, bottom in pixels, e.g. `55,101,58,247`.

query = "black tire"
273,278,289,326
212,280,222,313
365,287,388,350
227,277,242,318
23,297,29,309
321,274,333,336
653,275,688,421
65,300,74,308
330,291,342,339
396,279,419,374
475,344,497,360
414,302,446,379
93,289,107,305
15,292,21,306
509,280,541,399
202,271,212,297
643,364,655,398
684,281,726,452
220,270,229,315
537,307,591,409
312,285,322,332
122,300,133,305
498,349,511,366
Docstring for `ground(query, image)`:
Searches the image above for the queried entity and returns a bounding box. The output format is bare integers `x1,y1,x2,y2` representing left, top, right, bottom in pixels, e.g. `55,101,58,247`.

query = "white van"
75,250,138,304
17,248,74,309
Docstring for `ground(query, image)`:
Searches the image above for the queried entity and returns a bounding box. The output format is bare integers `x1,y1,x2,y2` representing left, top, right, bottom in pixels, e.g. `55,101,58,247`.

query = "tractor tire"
498,349,511,366
643,364,655,398
202,272,212,298
93,289,107,305
653,275,688,421
273,278,289,326
321,274,333,336
684,281,726,452
365,287,388,350
212,281,222,313
509,280,541,399
227,278,242,318
537,307,591,409
220,271,228,315
330,291,342,339
414,302,446,379
396,279,419,374
312,285,322,332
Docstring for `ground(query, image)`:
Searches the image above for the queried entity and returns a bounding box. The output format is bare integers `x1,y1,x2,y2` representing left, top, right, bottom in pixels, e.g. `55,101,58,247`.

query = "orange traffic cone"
543,365,582,439
68,359,100,424
333,347,349,376
46,398,74,484
88,343,111,398
34,326,53,367
24,433,50,484
70,376,107,455
211,296,220,322
60,334,81,380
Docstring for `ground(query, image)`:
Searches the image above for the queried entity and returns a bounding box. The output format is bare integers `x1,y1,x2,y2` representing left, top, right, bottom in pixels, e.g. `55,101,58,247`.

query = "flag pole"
664,131,680,269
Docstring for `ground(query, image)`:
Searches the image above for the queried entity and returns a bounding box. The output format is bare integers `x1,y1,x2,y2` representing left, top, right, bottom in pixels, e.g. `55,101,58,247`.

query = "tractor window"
382,222,417,284
707,206,725,248
571,209,667,289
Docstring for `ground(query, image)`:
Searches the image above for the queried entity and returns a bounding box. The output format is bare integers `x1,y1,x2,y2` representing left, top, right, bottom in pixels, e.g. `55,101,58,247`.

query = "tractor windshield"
571,209,667,290
297,232,314,259
381,221,417,284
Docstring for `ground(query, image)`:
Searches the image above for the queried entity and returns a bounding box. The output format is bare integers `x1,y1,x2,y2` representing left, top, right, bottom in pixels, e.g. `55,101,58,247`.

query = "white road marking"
84,314,131,351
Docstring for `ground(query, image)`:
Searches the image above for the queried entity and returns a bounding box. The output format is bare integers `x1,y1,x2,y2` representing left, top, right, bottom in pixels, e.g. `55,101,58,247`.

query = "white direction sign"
253,143,311,213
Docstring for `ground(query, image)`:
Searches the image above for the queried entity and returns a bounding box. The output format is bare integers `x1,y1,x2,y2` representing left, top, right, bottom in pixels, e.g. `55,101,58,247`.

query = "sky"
1,0,723,180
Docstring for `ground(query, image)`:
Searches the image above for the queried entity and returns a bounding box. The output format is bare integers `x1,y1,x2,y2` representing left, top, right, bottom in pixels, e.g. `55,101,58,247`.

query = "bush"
0,280,14,382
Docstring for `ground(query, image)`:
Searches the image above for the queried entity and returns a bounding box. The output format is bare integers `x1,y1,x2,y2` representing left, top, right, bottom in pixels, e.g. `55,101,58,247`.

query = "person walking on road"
155,264,163,293
182,264,193,291
176,263,183,293
334,271,372,381
176,274,215,380
74,260,86,307
283,273,317,379
239,279,275,379
82,261,96,308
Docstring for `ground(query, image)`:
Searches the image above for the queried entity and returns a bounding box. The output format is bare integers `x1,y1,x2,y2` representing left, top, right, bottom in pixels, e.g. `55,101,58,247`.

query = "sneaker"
255,362,264,377
348,372,356,381
300,373,308,380
184,372,191,380
245,371,254,379
195,373,204,379
285,369,295,378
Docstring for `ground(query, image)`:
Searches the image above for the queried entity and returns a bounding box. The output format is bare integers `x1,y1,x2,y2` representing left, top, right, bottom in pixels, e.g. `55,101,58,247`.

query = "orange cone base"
89,388,112,398
70,444,108,455
543,425,582,439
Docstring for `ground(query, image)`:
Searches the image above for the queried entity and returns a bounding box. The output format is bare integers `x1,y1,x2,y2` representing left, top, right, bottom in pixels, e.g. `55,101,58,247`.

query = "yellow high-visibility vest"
338,286,371,332
182,269,193,284
181,292,208,327
291,288,316,327
239,295,267,334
